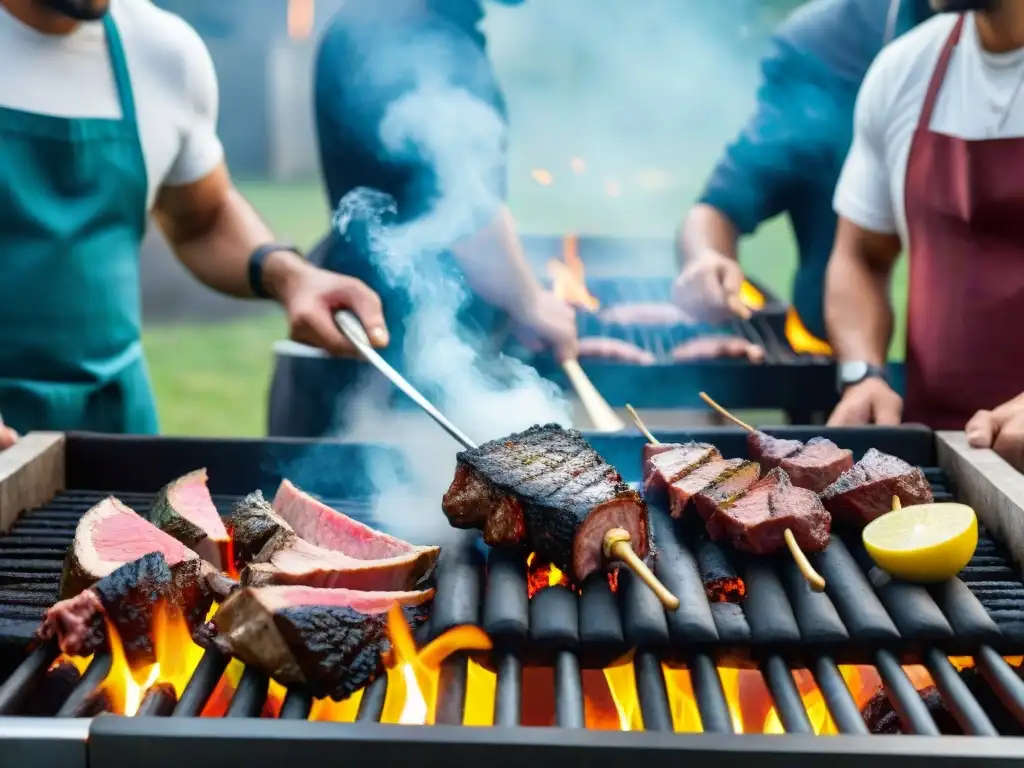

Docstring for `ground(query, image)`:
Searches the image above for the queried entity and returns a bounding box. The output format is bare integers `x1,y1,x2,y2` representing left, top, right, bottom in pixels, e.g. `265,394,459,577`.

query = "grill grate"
2,468,1024,735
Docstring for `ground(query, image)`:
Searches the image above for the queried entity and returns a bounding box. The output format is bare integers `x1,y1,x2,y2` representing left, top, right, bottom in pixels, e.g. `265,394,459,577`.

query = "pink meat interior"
171,469,229,541
273,479,419,559
253,585,434,614
574,496,647,582
91,498,192,566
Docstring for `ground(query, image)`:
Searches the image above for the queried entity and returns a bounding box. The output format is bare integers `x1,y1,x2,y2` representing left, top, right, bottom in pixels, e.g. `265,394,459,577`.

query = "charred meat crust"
821,448,934,526
230,491,287,569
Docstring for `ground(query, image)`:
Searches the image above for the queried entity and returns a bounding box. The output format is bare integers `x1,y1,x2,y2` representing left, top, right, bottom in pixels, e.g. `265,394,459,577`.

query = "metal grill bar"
554,651,584,728
812,657,869,734
224,667,268,718
977,646,1024,728
0,638,58,715
923,649,997,735
57,654,111,718
688,654,733,733
634,651,672,732
761,656,813,734
434,656,468,725
874,651,940,736
172,650,228,717
279,689,312,720
136,683,176,717
493,652,522,726
355,675,387,721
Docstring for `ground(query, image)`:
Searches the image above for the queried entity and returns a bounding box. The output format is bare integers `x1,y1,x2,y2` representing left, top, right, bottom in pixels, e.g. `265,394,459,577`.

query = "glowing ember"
531,169,554,186
547,234,600,312
785,307,833,356
526,552,571,598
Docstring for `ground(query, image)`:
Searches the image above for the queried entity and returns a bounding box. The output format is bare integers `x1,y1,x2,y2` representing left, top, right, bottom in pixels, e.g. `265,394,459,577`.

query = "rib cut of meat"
747,431,804,472
577,337,657,365
705,468,831,554
39,551,222,665
692,461,761,527
821,448,933,526
232,492,436,591
671,336,765,363
59,496,198,600
272,480,439,566
668,458,748,518
148,468,229,569
442,424,649,582
200,585,433,701
642,442,721,506
778,437,854,493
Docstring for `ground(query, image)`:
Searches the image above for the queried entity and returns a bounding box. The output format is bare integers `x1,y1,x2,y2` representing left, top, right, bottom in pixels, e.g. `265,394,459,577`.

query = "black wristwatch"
837,360,888,394
248,243,303,299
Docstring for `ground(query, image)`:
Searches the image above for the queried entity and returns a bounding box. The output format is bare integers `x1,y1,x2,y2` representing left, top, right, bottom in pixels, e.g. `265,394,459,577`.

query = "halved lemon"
862,503,978,583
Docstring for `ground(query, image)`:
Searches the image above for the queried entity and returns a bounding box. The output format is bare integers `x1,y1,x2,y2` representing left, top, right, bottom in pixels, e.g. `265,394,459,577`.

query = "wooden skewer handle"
561,358,626,433
783,529,826,592
603,528,680,611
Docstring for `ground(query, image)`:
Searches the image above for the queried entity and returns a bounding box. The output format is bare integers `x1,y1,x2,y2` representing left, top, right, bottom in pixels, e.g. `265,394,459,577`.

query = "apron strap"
917,14,964,129
102,15,138,125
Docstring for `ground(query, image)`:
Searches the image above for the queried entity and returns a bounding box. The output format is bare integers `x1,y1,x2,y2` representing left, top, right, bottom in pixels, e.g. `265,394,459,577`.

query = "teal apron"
0,15,157,435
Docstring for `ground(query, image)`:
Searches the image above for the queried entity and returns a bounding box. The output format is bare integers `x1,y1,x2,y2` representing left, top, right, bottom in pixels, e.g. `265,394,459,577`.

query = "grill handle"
334,310,477,450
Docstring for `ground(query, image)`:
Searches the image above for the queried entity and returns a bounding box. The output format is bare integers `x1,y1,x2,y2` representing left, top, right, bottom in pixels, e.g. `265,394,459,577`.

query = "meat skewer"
628,403,827,592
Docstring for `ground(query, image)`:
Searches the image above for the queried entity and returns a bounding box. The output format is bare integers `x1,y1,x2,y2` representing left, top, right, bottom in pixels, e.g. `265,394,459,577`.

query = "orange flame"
381,602,493,725
526,552,571,597
738,281,766,312
548,234,599,312
531,169,554,186
785,308,833,356
287,0,314,40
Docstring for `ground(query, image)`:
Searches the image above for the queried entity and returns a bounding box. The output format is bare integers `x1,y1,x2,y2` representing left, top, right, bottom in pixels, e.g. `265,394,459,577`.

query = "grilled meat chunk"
704,469,831,554
669,458,751,519
232,492,436,591
442,424,649,582
778,437,854,493
199,585,432,701
692,461,762,528
746,431,804,472
642,442,721,506
148,468,229,569
821,448,933,526
39,552,225,664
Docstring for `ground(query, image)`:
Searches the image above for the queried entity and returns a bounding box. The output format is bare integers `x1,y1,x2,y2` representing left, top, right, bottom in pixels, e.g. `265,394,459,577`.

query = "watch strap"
248,243,302,299
839,362,889,392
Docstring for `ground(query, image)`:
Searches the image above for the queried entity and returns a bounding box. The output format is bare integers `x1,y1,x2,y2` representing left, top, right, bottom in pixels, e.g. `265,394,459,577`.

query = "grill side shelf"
0,432,65,536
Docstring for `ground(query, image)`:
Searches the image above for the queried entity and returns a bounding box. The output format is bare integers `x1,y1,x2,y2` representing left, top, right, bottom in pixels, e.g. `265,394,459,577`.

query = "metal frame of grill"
1,428,1024,767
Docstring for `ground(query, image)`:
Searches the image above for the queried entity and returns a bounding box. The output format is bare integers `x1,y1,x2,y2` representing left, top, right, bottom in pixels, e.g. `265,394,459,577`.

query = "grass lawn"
143,179,908,436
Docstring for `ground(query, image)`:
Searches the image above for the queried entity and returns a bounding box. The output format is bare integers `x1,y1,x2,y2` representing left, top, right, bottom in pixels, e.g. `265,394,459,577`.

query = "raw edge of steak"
821,448,934,526
149,468,229,569
200,586,433,701
779,437,855,494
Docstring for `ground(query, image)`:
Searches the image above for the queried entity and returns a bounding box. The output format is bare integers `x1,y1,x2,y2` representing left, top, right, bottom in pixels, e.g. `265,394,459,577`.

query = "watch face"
839,361,869,385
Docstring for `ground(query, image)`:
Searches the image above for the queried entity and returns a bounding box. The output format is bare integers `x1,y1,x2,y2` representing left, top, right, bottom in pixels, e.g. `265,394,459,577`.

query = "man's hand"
672,249,745,324
965,393,1024,472
512,290,579,362
268,255,389,357
827,378,903,426
0,413,18,451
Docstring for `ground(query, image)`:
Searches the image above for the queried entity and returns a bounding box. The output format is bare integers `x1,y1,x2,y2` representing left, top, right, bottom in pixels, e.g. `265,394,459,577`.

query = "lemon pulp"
862,503,978,583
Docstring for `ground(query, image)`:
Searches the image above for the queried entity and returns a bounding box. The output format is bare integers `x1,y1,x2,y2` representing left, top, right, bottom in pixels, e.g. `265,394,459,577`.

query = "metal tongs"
334,310,680,611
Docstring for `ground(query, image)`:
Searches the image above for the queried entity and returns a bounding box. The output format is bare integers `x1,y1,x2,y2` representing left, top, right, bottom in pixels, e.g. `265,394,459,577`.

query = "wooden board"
0,432,66,534
936,431,1024,568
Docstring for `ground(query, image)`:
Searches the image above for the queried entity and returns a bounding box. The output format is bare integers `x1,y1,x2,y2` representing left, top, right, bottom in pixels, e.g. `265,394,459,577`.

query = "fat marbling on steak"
442,423,649,582
148,468,230,569
199,585,433,701
821,448,933,526
231,491,437,591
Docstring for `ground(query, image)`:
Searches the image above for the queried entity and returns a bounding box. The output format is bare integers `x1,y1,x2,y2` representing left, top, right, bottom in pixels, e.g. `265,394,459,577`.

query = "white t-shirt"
0,0,224,209
834,12,1024,245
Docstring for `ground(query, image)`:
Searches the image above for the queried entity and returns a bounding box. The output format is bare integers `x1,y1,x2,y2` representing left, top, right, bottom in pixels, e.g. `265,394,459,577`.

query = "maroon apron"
903,14,1024,429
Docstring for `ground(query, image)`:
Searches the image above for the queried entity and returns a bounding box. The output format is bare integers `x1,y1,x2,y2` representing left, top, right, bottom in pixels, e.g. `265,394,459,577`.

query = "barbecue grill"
2,427,1024,768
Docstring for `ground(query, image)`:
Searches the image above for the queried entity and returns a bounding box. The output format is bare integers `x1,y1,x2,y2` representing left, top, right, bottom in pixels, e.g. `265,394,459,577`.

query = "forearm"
824,238,895,366
677,204,740,266
451,204,542,316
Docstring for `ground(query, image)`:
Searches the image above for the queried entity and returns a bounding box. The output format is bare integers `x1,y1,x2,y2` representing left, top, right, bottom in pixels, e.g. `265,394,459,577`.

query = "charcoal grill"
517,234,838,420
1,428,1024,768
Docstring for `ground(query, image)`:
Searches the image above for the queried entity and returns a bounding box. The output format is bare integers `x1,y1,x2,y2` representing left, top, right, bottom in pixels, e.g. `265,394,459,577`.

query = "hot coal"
442,424,649,582
693,534,746,603
148,468,229,569
59,496,199,600
38,552,218,664
704,469,831,554
200,585,433,701
231,492,436,591
821,448,934,526
21,659,82,716
642,442,721,507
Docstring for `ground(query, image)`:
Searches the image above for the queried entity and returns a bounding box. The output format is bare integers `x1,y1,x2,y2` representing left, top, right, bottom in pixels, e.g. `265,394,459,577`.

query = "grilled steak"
821,448,933,526
746,431,803,472
272,479,439,568
692,461,762,527
232,492,435,591
668,458,749,518
200,585,432,701
60,496,200,599
442,424,649,582
148,468,230,569
642,442,721,506
778,437,854,493
705,468,831,554
671,336,765,363
577,337,657,365
39,552,223,664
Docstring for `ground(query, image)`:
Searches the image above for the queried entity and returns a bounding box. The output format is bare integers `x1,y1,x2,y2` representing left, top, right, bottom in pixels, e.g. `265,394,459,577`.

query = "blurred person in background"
269,0,577,436
672,0,934,340
0,0,389,447
826,0,1024,470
